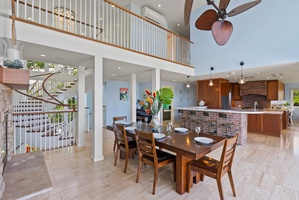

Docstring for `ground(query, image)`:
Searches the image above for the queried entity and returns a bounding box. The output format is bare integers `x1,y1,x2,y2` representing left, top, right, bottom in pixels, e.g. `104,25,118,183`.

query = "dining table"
122,122,226,195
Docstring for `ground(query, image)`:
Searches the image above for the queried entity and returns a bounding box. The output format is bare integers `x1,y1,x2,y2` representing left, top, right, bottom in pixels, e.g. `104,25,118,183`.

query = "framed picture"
120,88,128,101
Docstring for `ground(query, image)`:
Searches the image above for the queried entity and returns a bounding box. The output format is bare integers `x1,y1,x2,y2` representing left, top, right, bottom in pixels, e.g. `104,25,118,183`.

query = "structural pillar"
151,69,161,120
130,74,137,122
77,66,85,147
92,56,104,162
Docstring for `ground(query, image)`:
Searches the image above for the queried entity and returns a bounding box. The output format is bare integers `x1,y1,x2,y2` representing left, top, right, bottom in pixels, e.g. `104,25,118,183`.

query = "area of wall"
0,83,14,198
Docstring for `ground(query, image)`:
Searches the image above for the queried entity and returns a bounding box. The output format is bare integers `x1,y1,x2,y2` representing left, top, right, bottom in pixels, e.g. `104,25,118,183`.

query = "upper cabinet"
267,80,285,100
232,83,241,100
197,78,229,109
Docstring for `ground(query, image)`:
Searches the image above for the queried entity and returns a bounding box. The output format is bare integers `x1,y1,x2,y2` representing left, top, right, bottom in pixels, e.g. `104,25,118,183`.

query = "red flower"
145,108,151,114
145,89,151,96
153,92,156,98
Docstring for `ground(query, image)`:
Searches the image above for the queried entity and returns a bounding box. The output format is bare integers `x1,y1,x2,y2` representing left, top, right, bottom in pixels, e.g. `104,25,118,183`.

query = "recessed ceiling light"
158,4,161,7
100,18,103,20
162,74,165,76
173,80,175,82
226,75,229,77
81,32,85,35
256,72,260,74
40,54,46,57
177,24,180,26
112,74,115,76
231,72,235,75
234,77,237,79
112,5,115,8
28,17,32,20
118,67,121,70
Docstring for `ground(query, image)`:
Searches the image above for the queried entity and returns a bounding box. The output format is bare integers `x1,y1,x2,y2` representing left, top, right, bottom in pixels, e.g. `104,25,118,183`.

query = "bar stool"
208,120,217,135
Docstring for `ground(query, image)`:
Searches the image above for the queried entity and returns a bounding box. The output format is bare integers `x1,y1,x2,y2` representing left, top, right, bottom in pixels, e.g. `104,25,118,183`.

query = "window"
291,89,299,107
54,8,75,32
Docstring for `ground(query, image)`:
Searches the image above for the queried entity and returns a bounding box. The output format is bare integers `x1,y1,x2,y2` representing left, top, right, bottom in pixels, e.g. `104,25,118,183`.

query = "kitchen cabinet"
232,83,241,100
247,113,282,137
197,78,229,109
267,80,285,100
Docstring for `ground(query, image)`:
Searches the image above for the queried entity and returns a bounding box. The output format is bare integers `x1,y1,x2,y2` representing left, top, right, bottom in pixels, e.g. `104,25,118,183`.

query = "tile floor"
3,121,299,200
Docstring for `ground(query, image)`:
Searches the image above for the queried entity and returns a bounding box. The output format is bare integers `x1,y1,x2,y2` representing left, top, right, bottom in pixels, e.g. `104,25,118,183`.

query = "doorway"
161,85,174,125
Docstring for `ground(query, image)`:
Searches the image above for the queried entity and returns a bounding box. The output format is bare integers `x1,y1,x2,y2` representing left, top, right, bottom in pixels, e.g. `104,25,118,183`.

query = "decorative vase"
150,114,161,129
3,39,24,69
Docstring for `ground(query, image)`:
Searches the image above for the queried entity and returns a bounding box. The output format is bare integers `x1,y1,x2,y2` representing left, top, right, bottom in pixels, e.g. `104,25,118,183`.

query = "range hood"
240,80,267,96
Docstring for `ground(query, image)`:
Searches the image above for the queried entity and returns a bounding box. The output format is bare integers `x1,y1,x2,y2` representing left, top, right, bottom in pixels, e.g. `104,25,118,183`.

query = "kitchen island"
176,107,284,144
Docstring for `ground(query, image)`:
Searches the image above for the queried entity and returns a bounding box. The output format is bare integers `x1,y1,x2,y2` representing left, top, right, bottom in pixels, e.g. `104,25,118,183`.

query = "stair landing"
2,151,52,199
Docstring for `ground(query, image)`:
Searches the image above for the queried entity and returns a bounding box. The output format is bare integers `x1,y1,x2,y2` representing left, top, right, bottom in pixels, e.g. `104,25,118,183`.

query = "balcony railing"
13,0,193,66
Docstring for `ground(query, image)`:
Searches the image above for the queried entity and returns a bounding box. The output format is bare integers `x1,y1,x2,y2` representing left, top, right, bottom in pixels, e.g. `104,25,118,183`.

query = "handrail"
12,110,77,115
17,0,103,33
42,72,65,105
30,72,54,78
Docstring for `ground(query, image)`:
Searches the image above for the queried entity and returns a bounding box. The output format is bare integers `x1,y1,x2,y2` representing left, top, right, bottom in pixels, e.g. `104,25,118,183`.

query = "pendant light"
238,61,245,84
186,76,191,88
208,66,214,86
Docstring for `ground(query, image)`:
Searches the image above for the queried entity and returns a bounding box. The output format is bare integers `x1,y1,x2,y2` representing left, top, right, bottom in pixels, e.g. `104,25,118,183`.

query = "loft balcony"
11,0,193,67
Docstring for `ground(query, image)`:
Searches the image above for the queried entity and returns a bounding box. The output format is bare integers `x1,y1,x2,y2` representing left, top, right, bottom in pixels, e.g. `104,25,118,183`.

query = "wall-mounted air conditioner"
141,7,166,27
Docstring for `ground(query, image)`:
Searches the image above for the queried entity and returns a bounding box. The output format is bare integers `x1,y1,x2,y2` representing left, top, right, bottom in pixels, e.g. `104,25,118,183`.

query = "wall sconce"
238,61,245,84
186,76,191,88
208,66,214,86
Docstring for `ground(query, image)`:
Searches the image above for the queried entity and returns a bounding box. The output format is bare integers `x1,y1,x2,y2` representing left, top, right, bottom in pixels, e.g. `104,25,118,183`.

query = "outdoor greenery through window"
292,89,299,107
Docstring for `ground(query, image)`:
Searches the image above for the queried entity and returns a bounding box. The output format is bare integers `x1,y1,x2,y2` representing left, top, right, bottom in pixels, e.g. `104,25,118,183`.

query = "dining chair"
112,116,127,154
135,129,176,195
186,134,238,200
113,123,137,173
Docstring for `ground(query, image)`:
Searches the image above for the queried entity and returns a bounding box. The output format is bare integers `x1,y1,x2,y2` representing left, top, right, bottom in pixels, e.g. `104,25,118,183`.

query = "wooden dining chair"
135,129,176,195
186,134,238,200
112,116,127,154
113,123,137,173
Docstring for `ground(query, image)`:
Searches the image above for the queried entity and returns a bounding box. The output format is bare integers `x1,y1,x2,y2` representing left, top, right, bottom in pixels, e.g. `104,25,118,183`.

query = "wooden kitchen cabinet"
267,80,285,100
232,83,241,100
248,114,262,132
197,78,229,109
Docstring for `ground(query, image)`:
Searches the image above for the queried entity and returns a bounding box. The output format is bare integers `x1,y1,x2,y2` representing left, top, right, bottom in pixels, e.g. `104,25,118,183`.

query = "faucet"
254,102,258,111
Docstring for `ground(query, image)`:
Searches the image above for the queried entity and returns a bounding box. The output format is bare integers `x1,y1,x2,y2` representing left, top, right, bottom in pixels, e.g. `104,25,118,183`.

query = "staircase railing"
13,0,193,66
12,67,78,154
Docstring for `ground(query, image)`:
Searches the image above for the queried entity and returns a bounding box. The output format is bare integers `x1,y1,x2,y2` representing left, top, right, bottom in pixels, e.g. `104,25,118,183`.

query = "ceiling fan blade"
184,0,193,26
195,9,218,31
211,20,233,46
219,0,230,10
228,0,261,17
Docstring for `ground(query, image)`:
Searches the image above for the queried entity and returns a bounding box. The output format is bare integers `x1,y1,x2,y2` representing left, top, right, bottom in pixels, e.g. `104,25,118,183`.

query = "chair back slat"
114,123,128,149
135,129,157,164
218,135,238,176
113,116,127,124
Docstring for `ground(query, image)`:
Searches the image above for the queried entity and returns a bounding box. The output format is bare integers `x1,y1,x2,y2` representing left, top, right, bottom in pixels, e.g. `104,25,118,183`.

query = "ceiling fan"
184,0,261,45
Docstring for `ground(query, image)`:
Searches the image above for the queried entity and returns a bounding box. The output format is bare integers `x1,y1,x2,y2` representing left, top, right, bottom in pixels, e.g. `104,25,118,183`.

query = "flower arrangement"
141,88,174,115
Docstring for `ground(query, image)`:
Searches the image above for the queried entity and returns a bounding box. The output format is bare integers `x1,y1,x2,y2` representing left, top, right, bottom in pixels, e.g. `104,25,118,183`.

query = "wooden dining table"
124,122,225,195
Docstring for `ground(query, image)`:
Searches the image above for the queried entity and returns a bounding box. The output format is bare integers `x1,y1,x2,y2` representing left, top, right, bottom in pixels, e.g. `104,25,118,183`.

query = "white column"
130,74,136,122
92,56,104,162
77,66,85,147
151,69,161,120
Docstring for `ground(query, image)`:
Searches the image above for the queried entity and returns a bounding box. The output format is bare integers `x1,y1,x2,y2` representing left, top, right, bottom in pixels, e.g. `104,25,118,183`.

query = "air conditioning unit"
141,7,166,26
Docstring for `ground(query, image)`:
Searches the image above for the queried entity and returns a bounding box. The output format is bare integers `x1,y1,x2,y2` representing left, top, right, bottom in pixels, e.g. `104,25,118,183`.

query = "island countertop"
175,107,284,115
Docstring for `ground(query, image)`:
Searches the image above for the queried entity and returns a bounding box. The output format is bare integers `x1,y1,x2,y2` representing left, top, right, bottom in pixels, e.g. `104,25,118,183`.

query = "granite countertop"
175,107,284,114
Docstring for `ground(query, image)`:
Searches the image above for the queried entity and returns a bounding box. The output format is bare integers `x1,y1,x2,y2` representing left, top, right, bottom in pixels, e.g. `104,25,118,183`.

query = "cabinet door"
262,114,282,136
248,114,262,132
267,80,278,100
232,83,241,100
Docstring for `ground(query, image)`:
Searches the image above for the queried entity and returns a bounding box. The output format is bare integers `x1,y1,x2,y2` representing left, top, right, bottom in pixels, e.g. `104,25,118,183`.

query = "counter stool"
208,121,217,135
224,124,234,138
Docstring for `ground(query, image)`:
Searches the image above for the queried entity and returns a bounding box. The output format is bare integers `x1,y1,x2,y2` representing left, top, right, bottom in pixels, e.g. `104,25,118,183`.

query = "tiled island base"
178,109,247,145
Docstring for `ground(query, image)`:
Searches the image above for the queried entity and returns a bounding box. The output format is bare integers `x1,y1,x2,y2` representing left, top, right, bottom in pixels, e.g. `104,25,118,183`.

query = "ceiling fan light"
186,75,191,88
239,76,246,84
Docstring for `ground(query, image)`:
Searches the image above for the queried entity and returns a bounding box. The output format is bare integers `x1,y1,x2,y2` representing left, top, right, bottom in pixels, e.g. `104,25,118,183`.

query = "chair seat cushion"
143,149,175,163
189,156,219,173
120,140,137,149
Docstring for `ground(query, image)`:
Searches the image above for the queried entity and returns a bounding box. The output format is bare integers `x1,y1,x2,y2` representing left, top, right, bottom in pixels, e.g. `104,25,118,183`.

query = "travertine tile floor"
7,121,299,200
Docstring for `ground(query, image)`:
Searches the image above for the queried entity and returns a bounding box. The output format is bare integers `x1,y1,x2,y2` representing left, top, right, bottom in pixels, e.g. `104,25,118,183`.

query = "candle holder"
3,39,24,69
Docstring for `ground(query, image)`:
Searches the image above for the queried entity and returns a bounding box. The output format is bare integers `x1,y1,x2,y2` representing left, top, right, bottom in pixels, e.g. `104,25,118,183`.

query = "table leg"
175,154,192,195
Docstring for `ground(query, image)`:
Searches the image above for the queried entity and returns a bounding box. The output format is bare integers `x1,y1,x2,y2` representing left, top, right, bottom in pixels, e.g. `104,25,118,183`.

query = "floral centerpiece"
141,88,174,128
